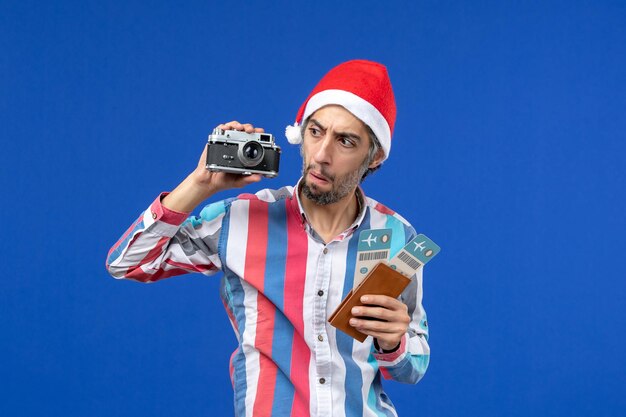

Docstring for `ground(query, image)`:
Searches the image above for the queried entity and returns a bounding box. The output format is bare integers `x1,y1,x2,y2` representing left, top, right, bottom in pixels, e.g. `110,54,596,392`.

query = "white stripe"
352,339,377,416
411,267,428,338
327,241,350,417
303,89,392,160
303,236,320,417
379,399,399,417
225,200,259,417
367,209,389,230
241,280,260,417
182,214,224,272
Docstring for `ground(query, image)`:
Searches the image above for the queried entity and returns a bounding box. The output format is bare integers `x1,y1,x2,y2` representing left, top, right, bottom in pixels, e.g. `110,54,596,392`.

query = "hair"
300,116,383,182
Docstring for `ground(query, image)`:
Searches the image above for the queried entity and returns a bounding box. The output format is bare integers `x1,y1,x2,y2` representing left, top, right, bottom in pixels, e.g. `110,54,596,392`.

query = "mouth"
310,170,328,181
307,169,332,186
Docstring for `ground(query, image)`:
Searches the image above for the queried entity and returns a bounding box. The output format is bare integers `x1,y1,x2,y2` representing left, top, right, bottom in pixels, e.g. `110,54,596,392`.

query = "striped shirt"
106,181,430,417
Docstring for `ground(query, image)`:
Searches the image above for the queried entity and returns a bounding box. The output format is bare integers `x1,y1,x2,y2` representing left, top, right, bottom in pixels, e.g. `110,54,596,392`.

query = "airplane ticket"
354,228,393,287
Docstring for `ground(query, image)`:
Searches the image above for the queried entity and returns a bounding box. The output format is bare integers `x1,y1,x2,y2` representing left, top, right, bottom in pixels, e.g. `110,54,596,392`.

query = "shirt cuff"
149,192,191,225
373,333,408,364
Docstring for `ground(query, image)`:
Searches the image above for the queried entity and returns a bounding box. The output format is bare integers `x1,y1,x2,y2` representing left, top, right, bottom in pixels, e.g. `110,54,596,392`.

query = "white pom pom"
285,123,302,144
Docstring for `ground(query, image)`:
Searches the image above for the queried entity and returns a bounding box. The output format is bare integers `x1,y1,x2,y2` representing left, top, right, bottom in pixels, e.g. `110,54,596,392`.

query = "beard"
301,158,369,205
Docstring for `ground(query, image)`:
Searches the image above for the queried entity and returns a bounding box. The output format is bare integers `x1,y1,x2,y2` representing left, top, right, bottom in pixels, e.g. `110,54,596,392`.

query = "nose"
312,134,333,165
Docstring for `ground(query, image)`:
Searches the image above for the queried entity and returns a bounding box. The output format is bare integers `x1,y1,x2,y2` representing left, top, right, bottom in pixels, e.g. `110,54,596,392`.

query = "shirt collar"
291,177,367,241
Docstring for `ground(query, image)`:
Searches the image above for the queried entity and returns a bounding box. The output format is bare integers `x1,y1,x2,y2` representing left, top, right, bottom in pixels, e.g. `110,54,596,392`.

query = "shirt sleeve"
105,193,228,283
373,258,431,384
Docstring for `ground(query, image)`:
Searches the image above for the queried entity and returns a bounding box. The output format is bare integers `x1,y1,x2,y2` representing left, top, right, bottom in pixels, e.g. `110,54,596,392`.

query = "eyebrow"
308,118,363,142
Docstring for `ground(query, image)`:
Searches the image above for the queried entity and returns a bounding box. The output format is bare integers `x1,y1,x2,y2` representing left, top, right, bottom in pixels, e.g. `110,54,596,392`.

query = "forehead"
308,105,369,136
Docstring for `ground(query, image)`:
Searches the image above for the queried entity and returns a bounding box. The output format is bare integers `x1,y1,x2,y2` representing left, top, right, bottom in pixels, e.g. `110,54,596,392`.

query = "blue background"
1,1,625,416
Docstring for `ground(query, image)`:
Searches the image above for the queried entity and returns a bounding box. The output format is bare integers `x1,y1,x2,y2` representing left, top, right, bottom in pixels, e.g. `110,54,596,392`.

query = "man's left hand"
349,295,410,351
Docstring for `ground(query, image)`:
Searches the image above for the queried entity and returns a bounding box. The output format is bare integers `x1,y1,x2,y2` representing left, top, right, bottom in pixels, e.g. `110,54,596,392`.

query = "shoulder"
223,185,294,215
365,195,413,227
193,186,293,225
232,185,294,204
364,194,417,245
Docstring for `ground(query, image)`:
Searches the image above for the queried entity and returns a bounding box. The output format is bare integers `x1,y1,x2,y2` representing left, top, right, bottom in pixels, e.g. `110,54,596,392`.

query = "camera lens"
238,141,265,167
244,144,260,159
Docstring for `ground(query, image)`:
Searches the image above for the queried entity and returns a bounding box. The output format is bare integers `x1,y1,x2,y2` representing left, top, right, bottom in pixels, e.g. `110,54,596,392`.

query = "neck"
299,186,360,244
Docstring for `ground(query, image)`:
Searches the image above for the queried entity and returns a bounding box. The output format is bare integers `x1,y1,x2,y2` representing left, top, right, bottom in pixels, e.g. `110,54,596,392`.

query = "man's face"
300,105,382,205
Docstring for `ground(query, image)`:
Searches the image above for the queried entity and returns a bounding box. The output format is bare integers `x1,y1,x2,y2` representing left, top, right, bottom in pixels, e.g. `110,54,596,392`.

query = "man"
107,60,430,417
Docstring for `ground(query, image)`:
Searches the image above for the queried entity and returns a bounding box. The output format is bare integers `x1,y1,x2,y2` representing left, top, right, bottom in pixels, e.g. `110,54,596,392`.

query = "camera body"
205,128,281,178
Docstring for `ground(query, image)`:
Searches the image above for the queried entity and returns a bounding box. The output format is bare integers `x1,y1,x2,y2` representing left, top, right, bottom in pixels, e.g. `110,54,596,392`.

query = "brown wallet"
328,262,412,342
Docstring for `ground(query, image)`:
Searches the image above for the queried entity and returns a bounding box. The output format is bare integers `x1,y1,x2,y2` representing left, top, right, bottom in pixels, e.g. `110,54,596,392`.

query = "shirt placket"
313,242,333,416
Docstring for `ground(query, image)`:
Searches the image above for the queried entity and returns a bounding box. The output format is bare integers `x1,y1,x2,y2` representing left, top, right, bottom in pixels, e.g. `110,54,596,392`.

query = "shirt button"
319,378,326,384
323,248,328,254
317,290,324,296
151,212,157,219
318,335,324,342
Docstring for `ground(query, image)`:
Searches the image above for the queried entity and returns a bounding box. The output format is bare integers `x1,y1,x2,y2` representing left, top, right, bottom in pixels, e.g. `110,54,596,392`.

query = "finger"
360,295,407,311
351,306,392,321
197,144,209,167
229,174,262,188
254,127,265,133
219,121,243,131
349,317,406,334
241,123,255,133
242,174,263,184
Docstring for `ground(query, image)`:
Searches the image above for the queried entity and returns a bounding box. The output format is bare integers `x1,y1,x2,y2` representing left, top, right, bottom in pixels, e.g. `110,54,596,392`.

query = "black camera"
205,128,281,178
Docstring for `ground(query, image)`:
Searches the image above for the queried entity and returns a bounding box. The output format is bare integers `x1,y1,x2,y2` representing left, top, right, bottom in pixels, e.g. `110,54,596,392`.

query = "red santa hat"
285,59,396,161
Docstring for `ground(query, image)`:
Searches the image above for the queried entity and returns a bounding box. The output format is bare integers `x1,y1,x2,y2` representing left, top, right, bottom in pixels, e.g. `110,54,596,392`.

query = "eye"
339,136,356,147
308,127,322,137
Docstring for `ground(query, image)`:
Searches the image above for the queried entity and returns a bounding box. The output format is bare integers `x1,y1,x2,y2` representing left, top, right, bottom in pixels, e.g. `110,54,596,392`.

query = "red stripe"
124,236,171,281
164,259,216,273
283,199,310,417
237,193,259,200
375,202,395,215
221,298,239,336
252,296,278,417
229,349,237,386
123,237,214,282
243,200,277,417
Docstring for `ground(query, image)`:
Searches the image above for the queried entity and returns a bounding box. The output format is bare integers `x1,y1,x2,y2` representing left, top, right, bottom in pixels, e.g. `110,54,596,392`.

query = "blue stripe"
263,201,288,308
107,216,145,265
384,352,430,383
403,223,416,244
339,212,371,416
366,353,380,415
183,199,230,228
366,355,396,416
384,215,406,259
200,200,227,222
265,201,295,416
218,206,248,416
412,353,430,378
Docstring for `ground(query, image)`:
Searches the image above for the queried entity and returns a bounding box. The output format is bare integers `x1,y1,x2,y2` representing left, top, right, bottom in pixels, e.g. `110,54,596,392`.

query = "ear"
368,148,385,169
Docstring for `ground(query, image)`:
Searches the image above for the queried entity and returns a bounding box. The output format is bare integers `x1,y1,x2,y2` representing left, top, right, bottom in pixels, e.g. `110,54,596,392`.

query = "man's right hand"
162,121,265,213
